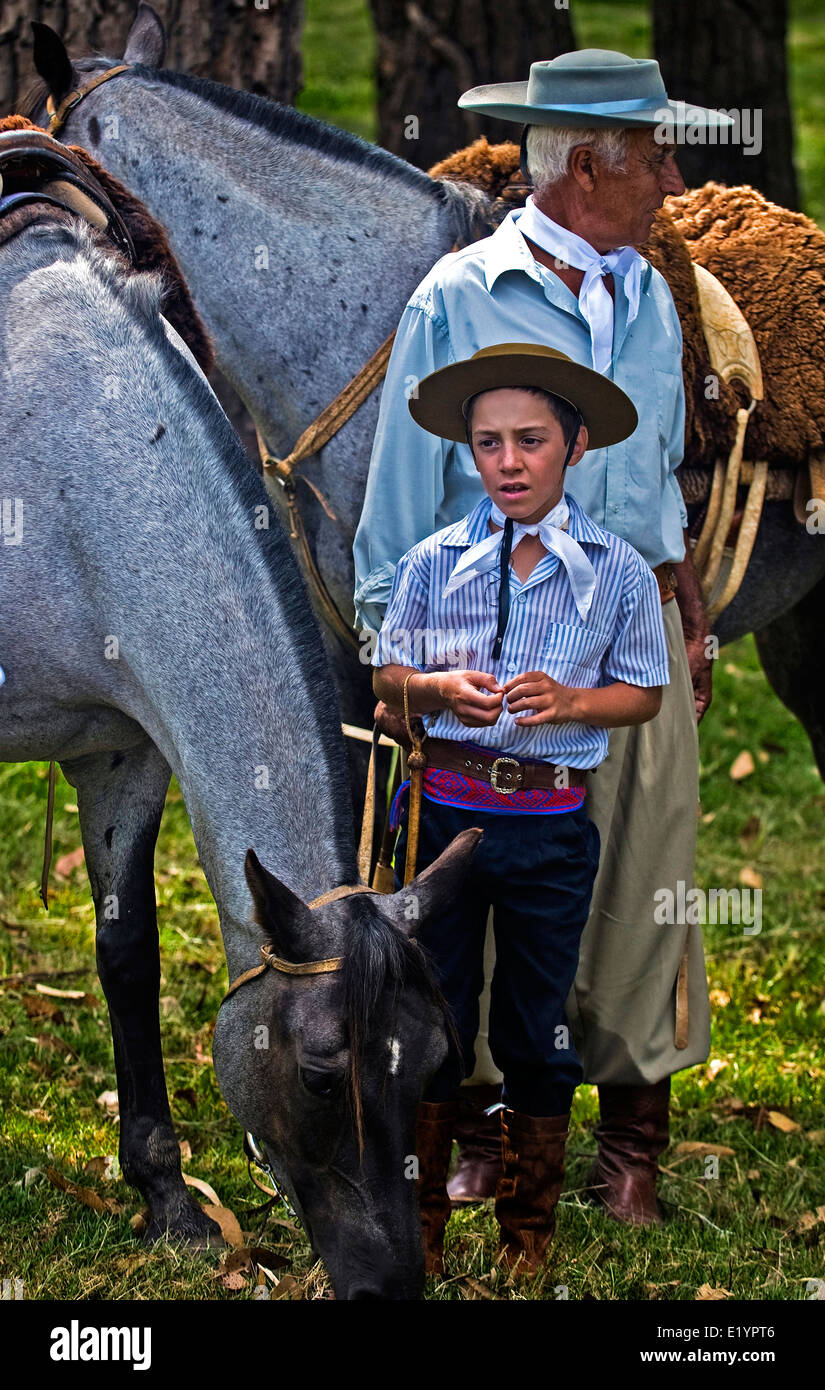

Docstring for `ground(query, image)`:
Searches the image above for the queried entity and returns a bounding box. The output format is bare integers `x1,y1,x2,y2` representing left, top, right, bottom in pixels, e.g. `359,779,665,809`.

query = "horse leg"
60,740,223,1247
754,572,825,780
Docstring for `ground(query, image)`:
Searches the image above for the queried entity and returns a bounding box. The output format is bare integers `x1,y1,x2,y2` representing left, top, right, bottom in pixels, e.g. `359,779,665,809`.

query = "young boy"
371,343,669,1275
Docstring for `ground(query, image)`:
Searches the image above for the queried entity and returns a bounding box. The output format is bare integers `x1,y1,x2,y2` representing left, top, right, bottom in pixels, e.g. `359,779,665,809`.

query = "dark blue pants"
394,797,600,1116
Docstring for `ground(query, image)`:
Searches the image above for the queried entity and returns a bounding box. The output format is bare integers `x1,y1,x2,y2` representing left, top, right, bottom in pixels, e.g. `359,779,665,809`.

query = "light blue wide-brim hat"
458,48,734,130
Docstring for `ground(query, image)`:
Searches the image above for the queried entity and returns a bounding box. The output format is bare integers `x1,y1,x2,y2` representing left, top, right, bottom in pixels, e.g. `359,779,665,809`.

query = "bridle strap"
46,64,133,138
221,884,380,1002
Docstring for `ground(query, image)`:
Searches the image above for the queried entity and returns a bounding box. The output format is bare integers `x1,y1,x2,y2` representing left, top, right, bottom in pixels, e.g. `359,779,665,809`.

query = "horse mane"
1,112,213,374
342,894,454,1152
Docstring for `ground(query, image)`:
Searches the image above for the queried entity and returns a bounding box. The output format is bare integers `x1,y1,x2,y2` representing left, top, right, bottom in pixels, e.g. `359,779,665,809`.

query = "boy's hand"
435,670,504,727
503,670,576,725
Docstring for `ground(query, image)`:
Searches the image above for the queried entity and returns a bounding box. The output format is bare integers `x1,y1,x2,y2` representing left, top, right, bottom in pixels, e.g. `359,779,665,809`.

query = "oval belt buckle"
490,755,520,794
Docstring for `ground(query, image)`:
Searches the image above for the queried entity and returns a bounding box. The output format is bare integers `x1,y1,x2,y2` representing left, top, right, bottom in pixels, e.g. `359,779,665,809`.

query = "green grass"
1,637,823,1300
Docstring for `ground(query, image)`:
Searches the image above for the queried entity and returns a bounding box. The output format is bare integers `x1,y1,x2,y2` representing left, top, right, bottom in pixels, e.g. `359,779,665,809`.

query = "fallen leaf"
114,1253,153,1274
219,1271,247,1291
25,1108,50,1122
83,1156,119,1181
45,1166,122,1216
174,1087,198,1109
33,1033,75,1057
766,1111,800,1134
709,989,730,1008
54,846,85,878
757,750,770,764
696,1284,731,1300
97,1089,119,1118
130,1210,149,1236
717,1096,746,1115
35,983,86,999
701,811,716,824
199,1203,242,1247
673,1141,735,1158
729,751,755,781
747,1169,760,1180
805,1131,825,1146
462,1276,496,1300
82,994,100,1009
270,1273,302,1300
739,815,761,844
159,996,180,1017
183,1173,221,1207
22,1167,44,1189
795,1206,825,1235
179,1140,192,1161
20,994,64,1023
748,1007,763,1024
706,1058,728,1081
739,866,763,890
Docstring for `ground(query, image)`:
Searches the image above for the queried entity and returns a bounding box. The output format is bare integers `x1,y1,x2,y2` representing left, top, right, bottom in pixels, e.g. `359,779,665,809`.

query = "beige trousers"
466,599,711,1088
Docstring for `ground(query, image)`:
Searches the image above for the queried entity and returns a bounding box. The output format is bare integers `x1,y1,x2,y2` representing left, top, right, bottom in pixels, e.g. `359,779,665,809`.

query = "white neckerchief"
515,197,642,373
443,496,596,622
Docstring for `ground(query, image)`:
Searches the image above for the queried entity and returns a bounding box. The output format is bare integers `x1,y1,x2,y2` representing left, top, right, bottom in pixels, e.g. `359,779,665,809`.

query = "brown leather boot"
587,1078,671,1226
495,1108,569,1272
415,1100,457,1275
446,1084,503,1204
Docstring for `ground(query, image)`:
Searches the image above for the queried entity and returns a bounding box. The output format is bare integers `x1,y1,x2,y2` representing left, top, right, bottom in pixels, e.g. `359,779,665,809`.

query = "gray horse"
0,198,479,1299
23,5,825,776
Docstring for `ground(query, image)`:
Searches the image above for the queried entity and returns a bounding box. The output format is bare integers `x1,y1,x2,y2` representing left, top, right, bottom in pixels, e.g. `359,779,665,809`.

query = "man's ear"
568,144,598,192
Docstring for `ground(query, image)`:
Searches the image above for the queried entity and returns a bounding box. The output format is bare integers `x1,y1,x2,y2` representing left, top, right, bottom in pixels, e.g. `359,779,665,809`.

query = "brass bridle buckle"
490,756,521,795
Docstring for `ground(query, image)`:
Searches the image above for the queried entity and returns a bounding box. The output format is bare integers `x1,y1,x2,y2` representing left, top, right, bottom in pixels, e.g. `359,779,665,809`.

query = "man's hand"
503,671,575,725
435,670,504,727
682,632,713,722
374,700,413,750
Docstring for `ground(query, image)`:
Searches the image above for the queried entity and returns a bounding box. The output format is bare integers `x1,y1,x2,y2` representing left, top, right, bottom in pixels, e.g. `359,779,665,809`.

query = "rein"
46,64,133,138
221,883,380,1004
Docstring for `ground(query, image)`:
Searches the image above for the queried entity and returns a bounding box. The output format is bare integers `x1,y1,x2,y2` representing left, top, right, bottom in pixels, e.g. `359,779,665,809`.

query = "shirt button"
517,593,526,603
508,661,516,672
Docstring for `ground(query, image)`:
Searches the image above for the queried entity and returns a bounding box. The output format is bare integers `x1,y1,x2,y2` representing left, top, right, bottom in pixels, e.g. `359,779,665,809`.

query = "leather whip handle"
402,673,427,887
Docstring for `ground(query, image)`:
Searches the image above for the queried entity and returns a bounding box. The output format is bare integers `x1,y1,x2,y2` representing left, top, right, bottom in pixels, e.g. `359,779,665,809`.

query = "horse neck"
66,71,460,450
1,228,356,957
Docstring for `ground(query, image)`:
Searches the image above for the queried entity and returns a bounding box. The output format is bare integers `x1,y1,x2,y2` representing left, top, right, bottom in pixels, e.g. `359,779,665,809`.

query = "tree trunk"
3,0,304,115
368,0,576,169
653,0,798,209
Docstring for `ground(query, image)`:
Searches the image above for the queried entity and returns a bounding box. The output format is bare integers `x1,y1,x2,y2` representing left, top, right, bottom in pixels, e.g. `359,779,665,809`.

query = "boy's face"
468,388,588,525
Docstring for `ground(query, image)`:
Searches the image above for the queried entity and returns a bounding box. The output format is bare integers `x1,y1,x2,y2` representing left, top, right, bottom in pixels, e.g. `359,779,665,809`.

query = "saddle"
0,129,135,263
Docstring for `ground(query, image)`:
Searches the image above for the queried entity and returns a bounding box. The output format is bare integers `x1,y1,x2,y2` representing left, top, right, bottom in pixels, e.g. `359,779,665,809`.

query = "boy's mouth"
499,482,529,496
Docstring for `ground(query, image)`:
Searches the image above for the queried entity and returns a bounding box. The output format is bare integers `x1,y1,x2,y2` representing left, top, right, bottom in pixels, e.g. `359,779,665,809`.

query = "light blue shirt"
353,209,687,633
371,492,668,770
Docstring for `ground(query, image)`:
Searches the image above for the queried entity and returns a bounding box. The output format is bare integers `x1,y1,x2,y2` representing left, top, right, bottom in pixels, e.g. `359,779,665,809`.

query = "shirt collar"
437,492,609,550
483,208,654,298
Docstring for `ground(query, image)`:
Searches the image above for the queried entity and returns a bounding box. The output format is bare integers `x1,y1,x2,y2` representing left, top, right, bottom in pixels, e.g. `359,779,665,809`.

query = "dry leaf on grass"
179,1140,192,1161
696,1284,731,1300
33,1033,75,1057
182,1173,221,1207
709,989,730,1008
706,1058,728,1081
462,1277,496,1300
46,1166,122,1216
55,846,85,878
83,1156,119,1181
795,1206,825,1235
97,1090,119,1118
199,1203,243,1248
673,1141,735,1159
270,1274,303,1300
130,1209,149,1236
20,994,64,1023
739,866,763,890
766,1111,800,1133
805,1131,825,1146
25,1108,51,1122
729,750,755,781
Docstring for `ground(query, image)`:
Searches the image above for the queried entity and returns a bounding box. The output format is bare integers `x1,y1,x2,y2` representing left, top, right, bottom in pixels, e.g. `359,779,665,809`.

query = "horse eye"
300,1067,341,1099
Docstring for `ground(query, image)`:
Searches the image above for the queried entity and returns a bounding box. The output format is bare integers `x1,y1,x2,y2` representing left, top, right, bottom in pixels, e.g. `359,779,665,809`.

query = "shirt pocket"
650,353,683,451
539,622,612,688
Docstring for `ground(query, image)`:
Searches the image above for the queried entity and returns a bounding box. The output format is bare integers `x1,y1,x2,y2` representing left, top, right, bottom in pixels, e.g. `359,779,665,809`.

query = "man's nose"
500,443,523,470
660,153,686,197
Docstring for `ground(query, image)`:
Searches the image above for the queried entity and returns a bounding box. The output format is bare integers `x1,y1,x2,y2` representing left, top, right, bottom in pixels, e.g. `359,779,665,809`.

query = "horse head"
212,828,481,1301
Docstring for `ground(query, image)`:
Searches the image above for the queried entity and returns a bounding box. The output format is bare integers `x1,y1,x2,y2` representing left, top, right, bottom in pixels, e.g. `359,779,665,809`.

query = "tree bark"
653,0,798,209
4,0,304,115
369,0,576,169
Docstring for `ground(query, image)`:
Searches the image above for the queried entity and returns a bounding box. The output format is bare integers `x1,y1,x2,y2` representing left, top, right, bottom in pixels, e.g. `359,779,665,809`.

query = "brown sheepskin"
431,139,825,471
0,116,214,376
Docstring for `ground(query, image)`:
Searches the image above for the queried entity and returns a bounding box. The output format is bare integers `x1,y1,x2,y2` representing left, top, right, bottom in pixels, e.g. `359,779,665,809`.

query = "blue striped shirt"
372,493,669,769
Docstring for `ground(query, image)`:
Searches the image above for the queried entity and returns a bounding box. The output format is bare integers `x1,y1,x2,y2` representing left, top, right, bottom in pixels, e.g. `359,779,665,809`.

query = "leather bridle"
45,63,133,139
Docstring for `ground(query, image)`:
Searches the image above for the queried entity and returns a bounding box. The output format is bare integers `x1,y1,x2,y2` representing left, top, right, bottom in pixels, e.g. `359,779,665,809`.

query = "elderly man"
354,50,731,1226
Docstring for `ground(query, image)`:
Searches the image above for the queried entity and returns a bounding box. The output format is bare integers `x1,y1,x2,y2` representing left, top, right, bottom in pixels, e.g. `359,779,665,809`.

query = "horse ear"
123,3,166,67
31,23,74,101
244,849,314,959
382,827,483,935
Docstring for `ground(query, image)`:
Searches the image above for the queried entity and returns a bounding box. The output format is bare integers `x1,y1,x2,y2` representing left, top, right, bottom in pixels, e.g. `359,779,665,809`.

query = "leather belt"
653,562,678,604
424,739,587,794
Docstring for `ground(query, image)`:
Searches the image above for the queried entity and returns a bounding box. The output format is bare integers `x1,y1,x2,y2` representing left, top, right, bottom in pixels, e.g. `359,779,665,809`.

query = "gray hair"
526,125,631,194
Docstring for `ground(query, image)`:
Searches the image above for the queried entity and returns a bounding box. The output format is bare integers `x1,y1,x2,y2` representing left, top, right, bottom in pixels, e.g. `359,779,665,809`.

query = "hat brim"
458,84,735,129
409,347,639,449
